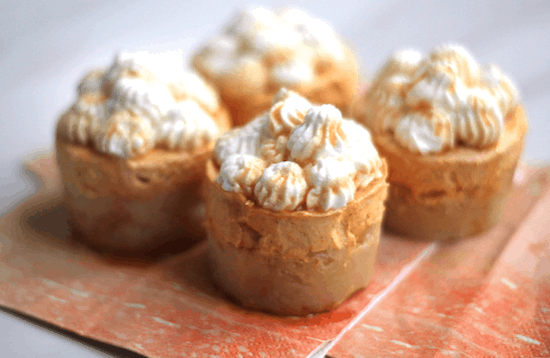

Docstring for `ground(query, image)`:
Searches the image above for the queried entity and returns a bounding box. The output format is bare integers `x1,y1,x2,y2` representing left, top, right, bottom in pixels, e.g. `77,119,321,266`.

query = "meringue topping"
364,44,519,154
194,8,348,89
215,89,384,212
58,50,223,159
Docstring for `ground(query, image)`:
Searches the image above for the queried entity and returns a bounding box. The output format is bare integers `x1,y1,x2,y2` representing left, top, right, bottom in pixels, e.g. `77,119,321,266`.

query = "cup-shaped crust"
203,160,388,315
373,105,528,240
56,141,206,253
55,106,230,254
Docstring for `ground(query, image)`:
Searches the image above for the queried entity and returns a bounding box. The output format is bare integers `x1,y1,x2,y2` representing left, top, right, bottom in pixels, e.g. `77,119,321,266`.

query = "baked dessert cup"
55,51,231,254
192,7,359,126
56,143,215,253
203,89,388,315
353,44,528,240
204,160,387,315
376,106,526,240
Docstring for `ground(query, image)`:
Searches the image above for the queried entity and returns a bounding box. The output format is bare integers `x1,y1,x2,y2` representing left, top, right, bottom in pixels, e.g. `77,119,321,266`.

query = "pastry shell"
368,105,528,240
55,109,231,254
203,159,388,315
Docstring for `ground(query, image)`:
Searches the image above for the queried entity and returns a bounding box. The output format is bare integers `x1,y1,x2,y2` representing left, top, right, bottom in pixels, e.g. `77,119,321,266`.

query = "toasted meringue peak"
288,104,348,164
260,135,289,165
215,113,271,165
254,161,307,211
428,44,479,87
269,88,311,137
363,44,519,154
109,77,176,122
215,91,383,212
306,157,356,211
482,63,519,116
455,88,503,148
78,69,105,95
218,155,267,195
394,111,453,154
97,109,155,158
58,51,224,159
162,100,219,151
375,49,423,81
194,7,347,88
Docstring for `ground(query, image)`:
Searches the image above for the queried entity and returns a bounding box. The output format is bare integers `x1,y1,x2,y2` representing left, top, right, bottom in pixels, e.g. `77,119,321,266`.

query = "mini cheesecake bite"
192,8,359,126
353,44,528,240
203,89,388,315
56,50,231,253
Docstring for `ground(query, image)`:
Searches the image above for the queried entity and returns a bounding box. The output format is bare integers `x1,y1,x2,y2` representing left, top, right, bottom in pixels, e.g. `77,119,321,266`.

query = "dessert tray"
0,152,548,357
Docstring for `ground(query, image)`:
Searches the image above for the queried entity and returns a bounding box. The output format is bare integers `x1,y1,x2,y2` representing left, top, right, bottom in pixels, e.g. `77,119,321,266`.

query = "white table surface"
1,0,549,356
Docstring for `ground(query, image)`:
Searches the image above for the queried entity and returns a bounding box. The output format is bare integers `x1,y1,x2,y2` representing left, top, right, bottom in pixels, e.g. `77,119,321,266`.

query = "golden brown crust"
54,103,231,253
56,139,211,200
203,159,388,315
54,57,233,254
208,224,380,315
193,46,359,126
370,105,528,239
56,138,211,253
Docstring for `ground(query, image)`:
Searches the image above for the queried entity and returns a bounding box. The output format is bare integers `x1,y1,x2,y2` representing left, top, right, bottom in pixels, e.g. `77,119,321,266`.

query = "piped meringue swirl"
363,44,519,154
306,157,356,211
254,162,307,211
288,105,348,164
58,50,224,159
194,7,349,89
215,89,384,212
218,155,267,195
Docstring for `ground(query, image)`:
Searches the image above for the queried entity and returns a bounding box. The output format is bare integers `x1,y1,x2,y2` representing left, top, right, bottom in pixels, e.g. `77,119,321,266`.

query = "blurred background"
1,0,549,356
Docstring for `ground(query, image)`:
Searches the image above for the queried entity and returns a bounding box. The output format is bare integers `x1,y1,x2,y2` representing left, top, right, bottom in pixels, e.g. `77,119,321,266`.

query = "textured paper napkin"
0,154,548,357
327,164,550,357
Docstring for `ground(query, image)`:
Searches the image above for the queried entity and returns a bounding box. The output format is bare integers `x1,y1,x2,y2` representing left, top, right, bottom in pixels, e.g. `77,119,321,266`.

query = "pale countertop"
1,0,549,357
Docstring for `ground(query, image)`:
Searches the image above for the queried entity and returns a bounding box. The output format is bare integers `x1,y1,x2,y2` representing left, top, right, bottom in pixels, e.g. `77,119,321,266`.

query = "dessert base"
208,224,380,315
376,106,528,240
203,160,388,315
56,139,212,254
